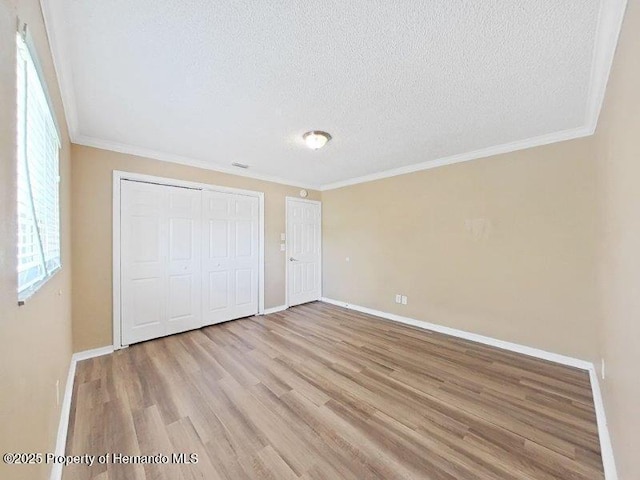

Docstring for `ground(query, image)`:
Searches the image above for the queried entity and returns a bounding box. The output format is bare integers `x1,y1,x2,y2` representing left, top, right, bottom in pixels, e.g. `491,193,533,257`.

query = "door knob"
289,257,299,262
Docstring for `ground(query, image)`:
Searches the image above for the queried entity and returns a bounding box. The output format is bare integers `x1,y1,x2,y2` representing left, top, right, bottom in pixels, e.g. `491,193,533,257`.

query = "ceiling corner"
584,0,629,132
39,0,80,142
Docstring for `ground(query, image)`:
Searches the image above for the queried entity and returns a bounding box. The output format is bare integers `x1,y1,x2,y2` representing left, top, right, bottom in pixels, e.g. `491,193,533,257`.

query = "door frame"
113,170,265,350
285,196,322,308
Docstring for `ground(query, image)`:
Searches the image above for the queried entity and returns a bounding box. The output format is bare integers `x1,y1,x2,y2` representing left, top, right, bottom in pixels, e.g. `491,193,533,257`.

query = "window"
16,31,61,300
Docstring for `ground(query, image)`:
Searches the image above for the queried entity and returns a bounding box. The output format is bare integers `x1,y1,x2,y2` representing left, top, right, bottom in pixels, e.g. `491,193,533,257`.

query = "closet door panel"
165,187,201,335
207,271,230,310
121,181,167,345
202,191,259,325
121,180,201,345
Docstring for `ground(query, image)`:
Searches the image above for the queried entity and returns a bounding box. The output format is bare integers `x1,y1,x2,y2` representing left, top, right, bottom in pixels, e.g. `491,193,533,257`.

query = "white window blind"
16,31,61,299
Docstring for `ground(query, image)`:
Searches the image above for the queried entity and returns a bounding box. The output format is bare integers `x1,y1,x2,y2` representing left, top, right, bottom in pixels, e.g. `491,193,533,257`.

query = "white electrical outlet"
395,294,402,304
601,359,606,380
401,295,408,305
56,379,60,406
280,243,285,251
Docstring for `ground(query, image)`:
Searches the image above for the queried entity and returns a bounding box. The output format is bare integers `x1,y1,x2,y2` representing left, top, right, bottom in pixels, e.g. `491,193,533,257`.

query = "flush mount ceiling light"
303,130,332,150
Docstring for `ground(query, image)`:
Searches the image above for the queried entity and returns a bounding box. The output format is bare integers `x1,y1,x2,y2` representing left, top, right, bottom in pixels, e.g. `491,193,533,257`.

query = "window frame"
16,27,62,304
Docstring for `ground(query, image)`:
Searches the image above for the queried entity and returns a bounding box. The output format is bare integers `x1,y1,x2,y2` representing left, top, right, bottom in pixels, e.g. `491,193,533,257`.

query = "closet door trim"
112,170,265,350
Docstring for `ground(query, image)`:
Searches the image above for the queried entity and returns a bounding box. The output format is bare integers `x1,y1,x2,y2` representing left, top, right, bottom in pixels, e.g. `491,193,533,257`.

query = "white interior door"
121,180,201,345
202,190,259,326
287,197,321,307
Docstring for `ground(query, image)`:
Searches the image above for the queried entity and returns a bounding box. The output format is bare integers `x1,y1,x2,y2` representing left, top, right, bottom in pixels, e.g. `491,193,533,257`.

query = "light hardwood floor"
64,302,604,480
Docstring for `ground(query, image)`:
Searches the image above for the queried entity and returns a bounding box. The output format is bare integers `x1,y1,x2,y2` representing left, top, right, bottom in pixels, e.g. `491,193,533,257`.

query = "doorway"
286,197,322,307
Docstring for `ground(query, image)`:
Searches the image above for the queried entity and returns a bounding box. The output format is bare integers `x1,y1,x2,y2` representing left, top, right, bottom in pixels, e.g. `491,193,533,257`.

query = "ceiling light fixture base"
303,130,332,150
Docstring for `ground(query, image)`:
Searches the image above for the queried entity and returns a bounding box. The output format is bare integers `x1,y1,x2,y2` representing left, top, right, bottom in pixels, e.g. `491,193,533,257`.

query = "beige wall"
71,145,319,351
0,0,73,479
323,138,599,361
0,1,634,477
594,1,640,478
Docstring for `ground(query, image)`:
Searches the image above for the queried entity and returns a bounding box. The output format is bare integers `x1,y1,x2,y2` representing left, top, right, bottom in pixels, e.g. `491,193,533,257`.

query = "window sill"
17,265,62,306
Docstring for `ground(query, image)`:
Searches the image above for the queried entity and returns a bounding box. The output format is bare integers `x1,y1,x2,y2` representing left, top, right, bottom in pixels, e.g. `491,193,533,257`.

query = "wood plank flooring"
64,302,604,480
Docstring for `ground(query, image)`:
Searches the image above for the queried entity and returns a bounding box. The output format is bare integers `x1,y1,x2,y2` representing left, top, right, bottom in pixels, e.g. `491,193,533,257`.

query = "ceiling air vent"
231,162,249,169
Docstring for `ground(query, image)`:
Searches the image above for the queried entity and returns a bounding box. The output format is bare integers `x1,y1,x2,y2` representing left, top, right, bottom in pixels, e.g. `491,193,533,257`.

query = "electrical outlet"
601,359,606,380
56,379,60,406
401,295,408,305
280,243,285,251
280,233,286,241
395,294,402,304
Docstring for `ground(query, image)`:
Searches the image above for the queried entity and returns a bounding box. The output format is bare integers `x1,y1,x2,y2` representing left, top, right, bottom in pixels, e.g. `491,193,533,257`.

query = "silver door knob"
289,257,299,262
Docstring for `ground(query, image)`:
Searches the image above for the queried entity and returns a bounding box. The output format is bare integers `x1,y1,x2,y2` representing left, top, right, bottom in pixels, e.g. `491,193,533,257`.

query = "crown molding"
41,0,628,192
584,0,629,134
74,135,320,190
39,0,79,140
320,0,628,191
319,126,593,191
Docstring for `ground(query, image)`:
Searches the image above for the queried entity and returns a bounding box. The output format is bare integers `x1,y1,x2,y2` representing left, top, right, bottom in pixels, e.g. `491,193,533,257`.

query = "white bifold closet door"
120,180,259,346
121,180,202,345
202,190,259,326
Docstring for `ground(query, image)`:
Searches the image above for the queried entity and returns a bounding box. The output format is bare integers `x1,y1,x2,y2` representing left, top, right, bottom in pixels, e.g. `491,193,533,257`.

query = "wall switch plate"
401,295,408,305
395,294,402,304
280,243,286,251
280,233,286,241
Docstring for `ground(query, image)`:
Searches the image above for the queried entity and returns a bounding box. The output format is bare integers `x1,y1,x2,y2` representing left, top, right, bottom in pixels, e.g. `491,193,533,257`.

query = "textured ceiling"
43,0,623,189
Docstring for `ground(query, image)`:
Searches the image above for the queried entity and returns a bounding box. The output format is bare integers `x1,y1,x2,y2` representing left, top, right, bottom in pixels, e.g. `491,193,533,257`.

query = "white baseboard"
49,357,77,480
262,305,288,315
71,345,114,362
588,367,618,480
320,297,591,369
320,297,618,479
50,346,114,480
